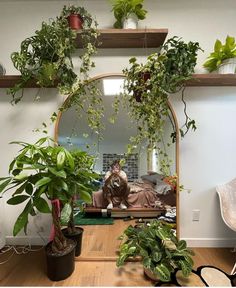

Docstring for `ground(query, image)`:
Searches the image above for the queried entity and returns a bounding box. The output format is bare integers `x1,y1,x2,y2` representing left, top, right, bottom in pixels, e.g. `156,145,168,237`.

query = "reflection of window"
103,153,138,182
103,78,125,96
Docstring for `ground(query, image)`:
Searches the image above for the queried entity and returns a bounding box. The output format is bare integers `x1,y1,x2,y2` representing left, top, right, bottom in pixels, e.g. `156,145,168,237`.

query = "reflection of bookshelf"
84,207,165,218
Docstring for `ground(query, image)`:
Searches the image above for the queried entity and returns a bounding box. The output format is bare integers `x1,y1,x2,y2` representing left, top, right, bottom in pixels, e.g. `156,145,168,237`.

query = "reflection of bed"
92,180,176,209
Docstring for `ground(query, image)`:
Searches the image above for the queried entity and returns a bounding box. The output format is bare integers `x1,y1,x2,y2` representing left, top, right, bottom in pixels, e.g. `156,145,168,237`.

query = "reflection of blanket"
93,181,176,209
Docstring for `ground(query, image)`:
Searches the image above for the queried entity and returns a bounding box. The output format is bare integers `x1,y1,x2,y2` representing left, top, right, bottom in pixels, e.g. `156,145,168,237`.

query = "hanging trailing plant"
112,36,202,175
8,5,100,104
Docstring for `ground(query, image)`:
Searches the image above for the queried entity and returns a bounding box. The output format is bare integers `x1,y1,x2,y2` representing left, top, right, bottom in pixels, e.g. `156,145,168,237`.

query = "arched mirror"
55,73,179,236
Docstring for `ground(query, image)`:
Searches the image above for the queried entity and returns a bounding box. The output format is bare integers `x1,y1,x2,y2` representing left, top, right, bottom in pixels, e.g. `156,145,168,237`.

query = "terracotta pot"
67,14,83,30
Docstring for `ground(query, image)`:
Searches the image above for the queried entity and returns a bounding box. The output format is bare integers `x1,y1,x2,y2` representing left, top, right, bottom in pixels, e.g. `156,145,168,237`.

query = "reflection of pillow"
154,179,172,195
141,173,164,184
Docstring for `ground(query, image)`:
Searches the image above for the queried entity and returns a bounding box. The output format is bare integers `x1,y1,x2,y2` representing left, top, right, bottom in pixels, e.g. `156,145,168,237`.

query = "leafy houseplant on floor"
112,36,202,175
0,137,97,280
116,220,194,282
8,5,99,104
110,0,147,29
61,149,99,256
203,35,236,74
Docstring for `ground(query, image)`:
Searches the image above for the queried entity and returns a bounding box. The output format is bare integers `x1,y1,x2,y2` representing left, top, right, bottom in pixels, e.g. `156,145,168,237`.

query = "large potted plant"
110,0,147,29
112,36,202,175
203,35,236,74
0,137,97,280
61,149,99,256
116,220,194,282
8,5,99,104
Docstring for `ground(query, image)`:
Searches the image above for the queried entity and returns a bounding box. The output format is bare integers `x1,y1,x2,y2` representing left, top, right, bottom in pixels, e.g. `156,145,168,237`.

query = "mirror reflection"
55,74,178,229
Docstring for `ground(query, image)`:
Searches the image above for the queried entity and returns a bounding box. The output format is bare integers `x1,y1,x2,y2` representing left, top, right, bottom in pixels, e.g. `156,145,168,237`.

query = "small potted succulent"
110,0,147,29
117,220,194,282
203,35,236,74
0,137,97,280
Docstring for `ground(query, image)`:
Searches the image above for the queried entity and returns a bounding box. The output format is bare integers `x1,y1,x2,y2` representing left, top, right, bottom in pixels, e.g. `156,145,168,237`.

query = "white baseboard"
183,237,236,247
6,235,49,246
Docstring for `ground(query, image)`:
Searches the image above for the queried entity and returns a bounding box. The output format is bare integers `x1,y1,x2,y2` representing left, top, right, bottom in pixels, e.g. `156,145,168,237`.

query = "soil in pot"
62,227,84,257
45,238,76,281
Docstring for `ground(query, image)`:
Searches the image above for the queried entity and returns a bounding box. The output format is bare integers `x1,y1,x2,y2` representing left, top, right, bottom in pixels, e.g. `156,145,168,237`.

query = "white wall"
0,0,236,246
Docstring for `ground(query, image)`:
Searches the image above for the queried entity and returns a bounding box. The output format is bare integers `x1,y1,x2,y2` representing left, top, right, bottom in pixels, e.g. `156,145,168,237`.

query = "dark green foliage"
117,220,194,282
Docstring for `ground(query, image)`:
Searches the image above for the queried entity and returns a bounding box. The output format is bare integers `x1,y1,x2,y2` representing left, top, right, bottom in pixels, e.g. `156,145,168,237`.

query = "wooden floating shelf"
77,28,168,48
1,74,236,88
187,74,236,86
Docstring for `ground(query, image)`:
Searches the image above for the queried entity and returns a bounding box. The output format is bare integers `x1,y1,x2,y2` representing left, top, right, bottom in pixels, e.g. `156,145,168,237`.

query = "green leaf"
60,203,72,224
155,263,171,282
79,189,92,204
35,177,51,188
34,197,51,213
214,39,222,53
14,173,28,181
13,182,27,196
177,240,187,250
57,151,66,170
48,167,66,178
0,178,12,193
64,150,75,170
7,195,29,205
13,199,32,236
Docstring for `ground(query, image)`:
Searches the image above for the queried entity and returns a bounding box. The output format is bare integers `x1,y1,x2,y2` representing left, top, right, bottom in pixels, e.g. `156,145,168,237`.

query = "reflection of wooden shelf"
1,74,236,88
84,207,165,218
77,28,168,48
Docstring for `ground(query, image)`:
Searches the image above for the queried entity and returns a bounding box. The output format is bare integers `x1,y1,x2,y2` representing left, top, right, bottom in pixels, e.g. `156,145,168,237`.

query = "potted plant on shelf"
112,36,202,174
0,137,97,281
110,0,147,29
8,5,99,104
203,35,236,74
116,220,194,282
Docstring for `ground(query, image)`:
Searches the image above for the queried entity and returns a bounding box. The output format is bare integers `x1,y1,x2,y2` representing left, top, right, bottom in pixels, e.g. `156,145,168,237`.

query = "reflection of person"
103,160,130,209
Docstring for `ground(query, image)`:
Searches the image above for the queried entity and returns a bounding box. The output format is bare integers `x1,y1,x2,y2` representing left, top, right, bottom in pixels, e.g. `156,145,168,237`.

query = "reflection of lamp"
103,78,125,96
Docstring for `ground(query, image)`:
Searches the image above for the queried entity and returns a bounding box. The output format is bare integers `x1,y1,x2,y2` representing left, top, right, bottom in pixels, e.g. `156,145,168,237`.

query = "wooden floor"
0,219,235,286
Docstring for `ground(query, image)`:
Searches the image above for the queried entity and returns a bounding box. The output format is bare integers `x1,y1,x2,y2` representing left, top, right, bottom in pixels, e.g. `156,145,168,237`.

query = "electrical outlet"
192,209,200,221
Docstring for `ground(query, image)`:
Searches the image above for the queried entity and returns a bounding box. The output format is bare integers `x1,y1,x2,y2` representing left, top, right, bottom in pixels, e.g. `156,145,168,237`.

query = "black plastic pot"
62,227,84,257
45,239,76,281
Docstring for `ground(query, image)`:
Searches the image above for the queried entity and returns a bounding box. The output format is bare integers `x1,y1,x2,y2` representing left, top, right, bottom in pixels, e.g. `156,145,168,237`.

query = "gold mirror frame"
54,73,180,238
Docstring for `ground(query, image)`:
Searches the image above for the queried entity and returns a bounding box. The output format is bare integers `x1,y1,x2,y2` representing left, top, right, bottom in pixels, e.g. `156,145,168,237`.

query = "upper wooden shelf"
77,28,168,48
1,74,236,88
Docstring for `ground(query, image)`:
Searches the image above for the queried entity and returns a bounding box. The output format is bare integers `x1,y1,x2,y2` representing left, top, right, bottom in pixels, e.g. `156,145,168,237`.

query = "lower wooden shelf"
1,74,236,88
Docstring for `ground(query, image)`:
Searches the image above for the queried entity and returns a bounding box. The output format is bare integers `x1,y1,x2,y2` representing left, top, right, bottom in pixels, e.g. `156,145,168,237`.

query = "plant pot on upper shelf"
203,35,236,74
67,14,83,30
110,0,147,29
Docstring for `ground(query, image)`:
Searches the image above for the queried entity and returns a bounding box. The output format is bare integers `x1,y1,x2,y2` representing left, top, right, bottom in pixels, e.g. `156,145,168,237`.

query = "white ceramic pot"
218,58,236,74
122,13,138,29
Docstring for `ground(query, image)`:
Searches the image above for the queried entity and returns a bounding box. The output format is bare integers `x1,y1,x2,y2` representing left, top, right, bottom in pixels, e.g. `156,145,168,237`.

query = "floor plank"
0,219,235,286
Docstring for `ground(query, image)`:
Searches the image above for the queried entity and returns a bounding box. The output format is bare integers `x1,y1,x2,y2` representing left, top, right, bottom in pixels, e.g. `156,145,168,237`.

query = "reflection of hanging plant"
8,5,99,104
113,36,202,174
